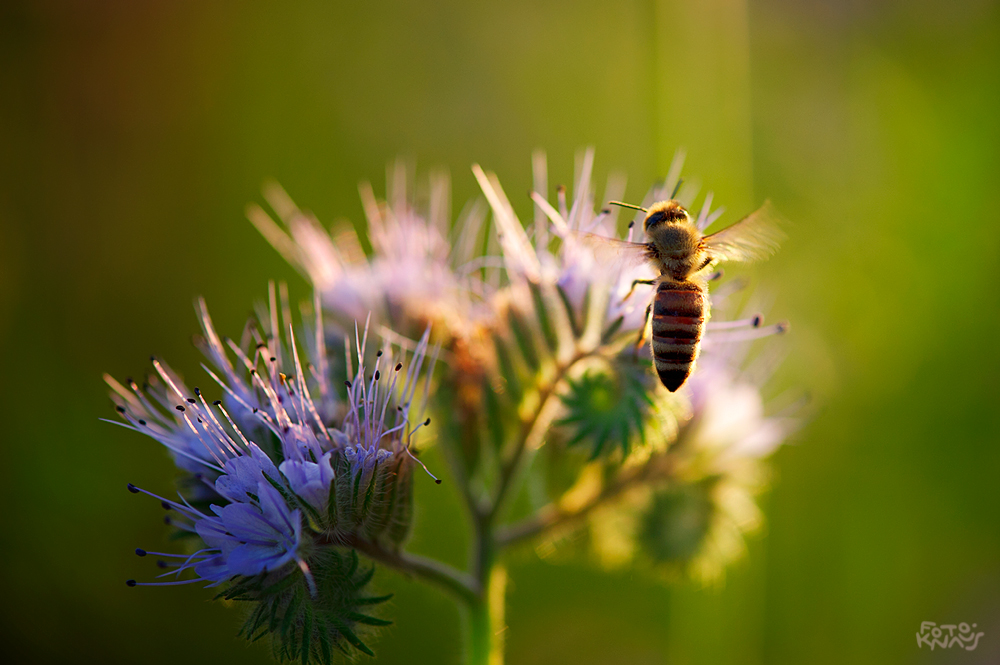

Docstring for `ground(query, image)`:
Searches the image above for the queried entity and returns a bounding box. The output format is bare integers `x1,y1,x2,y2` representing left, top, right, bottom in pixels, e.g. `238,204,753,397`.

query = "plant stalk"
464,544,507,665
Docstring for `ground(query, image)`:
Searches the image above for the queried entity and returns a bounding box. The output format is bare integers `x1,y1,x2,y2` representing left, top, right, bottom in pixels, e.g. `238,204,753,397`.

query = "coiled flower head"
113,292,436,659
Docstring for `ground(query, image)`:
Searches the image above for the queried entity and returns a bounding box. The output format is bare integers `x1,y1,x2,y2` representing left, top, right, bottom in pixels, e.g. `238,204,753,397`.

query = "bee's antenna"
608,200,648,213
670,178,684,200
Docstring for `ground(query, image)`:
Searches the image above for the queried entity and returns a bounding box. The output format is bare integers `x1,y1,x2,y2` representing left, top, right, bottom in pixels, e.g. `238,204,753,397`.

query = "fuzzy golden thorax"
643,201,707,281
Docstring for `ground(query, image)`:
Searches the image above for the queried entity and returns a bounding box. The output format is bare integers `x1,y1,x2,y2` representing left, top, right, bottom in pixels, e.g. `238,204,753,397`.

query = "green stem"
489,349,588,522
496,426,691,548
333,534,480,606
464,548,507,665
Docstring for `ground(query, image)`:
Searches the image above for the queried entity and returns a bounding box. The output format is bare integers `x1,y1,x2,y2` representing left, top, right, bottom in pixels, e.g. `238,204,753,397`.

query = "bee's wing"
702,201,785,263
579,233,654,270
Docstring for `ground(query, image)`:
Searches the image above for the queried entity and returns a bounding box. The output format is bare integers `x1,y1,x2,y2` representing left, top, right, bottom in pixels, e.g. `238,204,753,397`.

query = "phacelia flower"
111,149,805,664
247,165,490,342
117,292,437,579
586,289,799,582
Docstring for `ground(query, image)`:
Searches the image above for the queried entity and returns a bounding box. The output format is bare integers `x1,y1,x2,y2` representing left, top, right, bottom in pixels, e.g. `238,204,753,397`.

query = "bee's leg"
696,256,714,273
634,303,652,354
624,279,655,301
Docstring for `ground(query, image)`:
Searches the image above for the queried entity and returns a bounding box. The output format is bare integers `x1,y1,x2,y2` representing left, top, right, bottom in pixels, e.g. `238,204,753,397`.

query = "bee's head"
643,200,690,233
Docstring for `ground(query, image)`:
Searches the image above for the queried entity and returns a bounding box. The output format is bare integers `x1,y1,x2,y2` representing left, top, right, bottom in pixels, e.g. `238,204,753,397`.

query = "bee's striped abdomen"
650,281,706,392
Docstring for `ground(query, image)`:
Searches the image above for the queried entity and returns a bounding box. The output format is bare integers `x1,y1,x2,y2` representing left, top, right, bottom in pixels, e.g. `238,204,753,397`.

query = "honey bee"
595,198,784,392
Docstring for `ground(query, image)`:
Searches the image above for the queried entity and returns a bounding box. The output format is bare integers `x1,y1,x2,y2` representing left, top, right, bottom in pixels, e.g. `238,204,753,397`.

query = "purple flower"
125,479,303,587
279,452,335,513
215,443,281,504
106,292,339,497
196,481,302,580
121,310,440,588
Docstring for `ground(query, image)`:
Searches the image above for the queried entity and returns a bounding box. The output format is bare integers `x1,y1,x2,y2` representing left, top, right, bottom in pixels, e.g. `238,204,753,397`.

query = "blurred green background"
2,0,999,663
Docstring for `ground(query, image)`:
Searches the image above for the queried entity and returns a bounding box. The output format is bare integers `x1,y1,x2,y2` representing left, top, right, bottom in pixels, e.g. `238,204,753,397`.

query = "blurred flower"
586,294,797,582
247,166,490,342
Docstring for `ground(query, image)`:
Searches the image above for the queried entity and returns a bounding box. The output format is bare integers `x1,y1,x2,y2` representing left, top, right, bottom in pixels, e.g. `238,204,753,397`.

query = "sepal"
229,549,392,663
637,479,716,566
332,450,414,545
556,359,657,459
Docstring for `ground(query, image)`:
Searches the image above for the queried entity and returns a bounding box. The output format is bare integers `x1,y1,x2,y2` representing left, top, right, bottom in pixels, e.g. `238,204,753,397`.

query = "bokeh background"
2,0,999,663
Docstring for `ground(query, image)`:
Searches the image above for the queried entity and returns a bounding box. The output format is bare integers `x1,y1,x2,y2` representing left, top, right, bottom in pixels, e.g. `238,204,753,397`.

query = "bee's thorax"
645,219,704,280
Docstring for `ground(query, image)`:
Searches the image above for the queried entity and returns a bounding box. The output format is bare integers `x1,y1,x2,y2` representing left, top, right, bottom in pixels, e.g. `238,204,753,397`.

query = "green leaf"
329,616,375,657
528,280,559,352
301,602,313,664
281,589,302,640
492,332,523,404
508,307,540,370
555,284,581,338
223,536,393,662
348,612,393,627
601,315,625,344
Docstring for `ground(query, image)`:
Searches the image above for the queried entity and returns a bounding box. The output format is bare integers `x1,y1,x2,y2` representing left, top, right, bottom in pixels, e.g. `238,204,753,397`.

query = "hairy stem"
334,534,481,606
464,530,507,665
495,448,679,547
489,349,588,521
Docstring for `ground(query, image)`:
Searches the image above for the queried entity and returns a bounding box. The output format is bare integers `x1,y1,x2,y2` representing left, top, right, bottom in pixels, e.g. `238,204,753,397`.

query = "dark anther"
161,501,171,510
344,381,352,388
601,208,610,214
194,387,201,395
752,315,762,328
397,406,403,411
376,350,383,357
374,370,381,381
252,407,258,414
135,548,147,557
175,405,185,412
196,418,202,423
250,369,257,375
395,363,402,371
628,221,635,229
164,516,172,525
256,343,266,349
186,398,196,404
435,479,442,484
149,355,157,362
127,483,140,494
138,419,146,426
157,560,168,569
269,357,276,362
116,406,126,413
424,417,431,426
126,579,137,587
213,400,221,406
